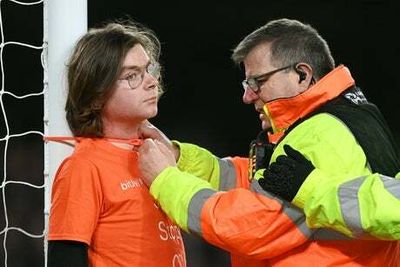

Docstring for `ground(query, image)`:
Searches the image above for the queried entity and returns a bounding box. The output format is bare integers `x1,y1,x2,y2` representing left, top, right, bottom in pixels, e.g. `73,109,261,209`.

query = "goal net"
0,0,86,266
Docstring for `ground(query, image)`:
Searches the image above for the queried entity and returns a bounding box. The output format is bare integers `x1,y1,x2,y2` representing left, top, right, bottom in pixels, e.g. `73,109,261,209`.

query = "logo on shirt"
120,178,144,191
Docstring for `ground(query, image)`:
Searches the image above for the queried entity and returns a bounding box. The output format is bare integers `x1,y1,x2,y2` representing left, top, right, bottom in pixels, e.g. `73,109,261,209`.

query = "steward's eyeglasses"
119,62,161,90
242,64,295,93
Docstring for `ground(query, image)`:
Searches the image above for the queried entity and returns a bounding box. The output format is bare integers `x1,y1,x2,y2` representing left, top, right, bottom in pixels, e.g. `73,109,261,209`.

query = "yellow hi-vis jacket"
294,171,400,240
149,66,400,266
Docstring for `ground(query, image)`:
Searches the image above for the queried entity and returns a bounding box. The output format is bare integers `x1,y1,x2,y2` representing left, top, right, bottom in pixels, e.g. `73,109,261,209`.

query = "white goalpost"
0,0,86,266
44,0,87,265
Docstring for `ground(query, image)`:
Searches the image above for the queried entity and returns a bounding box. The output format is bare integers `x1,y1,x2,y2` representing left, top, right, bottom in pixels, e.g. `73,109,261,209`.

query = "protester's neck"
103,123,140,138
102,125,141,150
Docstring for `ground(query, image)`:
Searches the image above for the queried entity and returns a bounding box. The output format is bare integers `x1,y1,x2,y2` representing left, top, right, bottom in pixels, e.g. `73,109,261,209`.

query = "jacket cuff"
172,141,195,170
173,141,214,171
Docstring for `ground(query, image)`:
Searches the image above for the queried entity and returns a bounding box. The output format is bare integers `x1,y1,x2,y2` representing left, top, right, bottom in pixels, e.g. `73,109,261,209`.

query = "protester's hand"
258,144,315,202
138,139,177,187
138,121,180,161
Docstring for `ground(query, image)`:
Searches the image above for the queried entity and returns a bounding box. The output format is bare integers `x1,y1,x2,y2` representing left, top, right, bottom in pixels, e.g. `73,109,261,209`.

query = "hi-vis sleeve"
151,114,373,259
173,141,250,190
150,166,316,259
294,171,400,240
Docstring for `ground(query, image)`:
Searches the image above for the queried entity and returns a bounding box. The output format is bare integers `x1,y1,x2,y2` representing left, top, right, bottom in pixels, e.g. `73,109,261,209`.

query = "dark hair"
65,20,162,137
231,18,335,79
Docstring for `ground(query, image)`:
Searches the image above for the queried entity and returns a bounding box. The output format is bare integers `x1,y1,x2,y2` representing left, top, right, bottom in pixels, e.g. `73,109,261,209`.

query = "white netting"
0,0,45,266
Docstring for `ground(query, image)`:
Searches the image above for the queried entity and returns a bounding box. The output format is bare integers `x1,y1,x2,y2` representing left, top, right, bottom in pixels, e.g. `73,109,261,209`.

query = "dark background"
0,0,399,266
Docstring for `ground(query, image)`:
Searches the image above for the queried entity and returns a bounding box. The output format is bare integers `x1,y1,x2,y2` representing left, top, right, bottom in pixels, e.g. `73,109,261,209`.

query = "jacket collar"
264,65,355,143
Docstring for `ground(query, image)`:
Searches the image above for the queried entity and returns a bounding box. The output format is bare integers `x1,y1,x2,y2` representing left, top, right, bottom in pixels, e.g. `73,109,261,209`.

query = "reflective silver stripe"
250,180,313,239
187,188,217,236
217,158,237,191
380,175,400,199
251,179,279,199
338,177,365,237
311,228,351,240
338,175,400,238
252,180,351,240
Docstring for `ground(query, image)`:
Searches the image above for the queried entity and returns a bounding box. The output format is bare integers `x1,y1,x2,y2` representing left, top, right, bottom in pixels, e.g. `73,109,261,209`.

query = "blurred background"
1,0,398,266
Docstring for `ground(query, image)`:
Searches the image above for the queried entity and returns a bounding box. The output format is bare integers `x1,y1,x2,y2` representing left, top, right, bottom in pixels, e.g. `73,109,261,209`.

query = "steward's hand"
138,139,176,187
138,121,180,161
258,144,314,202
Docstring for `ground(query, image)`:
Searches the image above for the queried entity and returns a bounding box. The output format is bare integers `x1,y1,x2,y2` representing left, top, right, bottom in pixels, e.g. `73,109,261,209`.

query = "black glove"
258,144,315,202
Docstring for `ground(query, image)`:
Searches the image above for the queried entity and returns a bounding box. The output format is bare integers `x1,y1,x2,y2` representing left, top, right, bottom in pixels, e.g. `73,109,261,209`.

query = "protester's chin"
147,108,158,119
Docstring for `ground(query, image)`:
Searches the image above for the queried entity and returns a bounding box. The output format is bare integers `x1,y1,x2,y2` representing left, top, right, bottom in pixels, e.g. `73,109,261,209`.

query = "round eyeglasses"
119,62,161,90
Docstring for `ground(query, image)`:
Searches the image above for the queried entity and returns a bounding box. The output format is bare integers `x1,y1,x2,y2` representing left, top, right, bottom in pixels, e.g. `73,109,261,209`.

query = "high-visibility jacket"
149,66,400,266
293,171,400,240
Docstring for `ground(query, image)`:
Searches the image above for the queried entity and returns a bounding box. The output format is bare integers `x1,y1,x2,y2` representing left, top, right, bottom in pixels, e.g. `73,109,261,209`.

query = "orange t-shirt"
48,138,186,267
